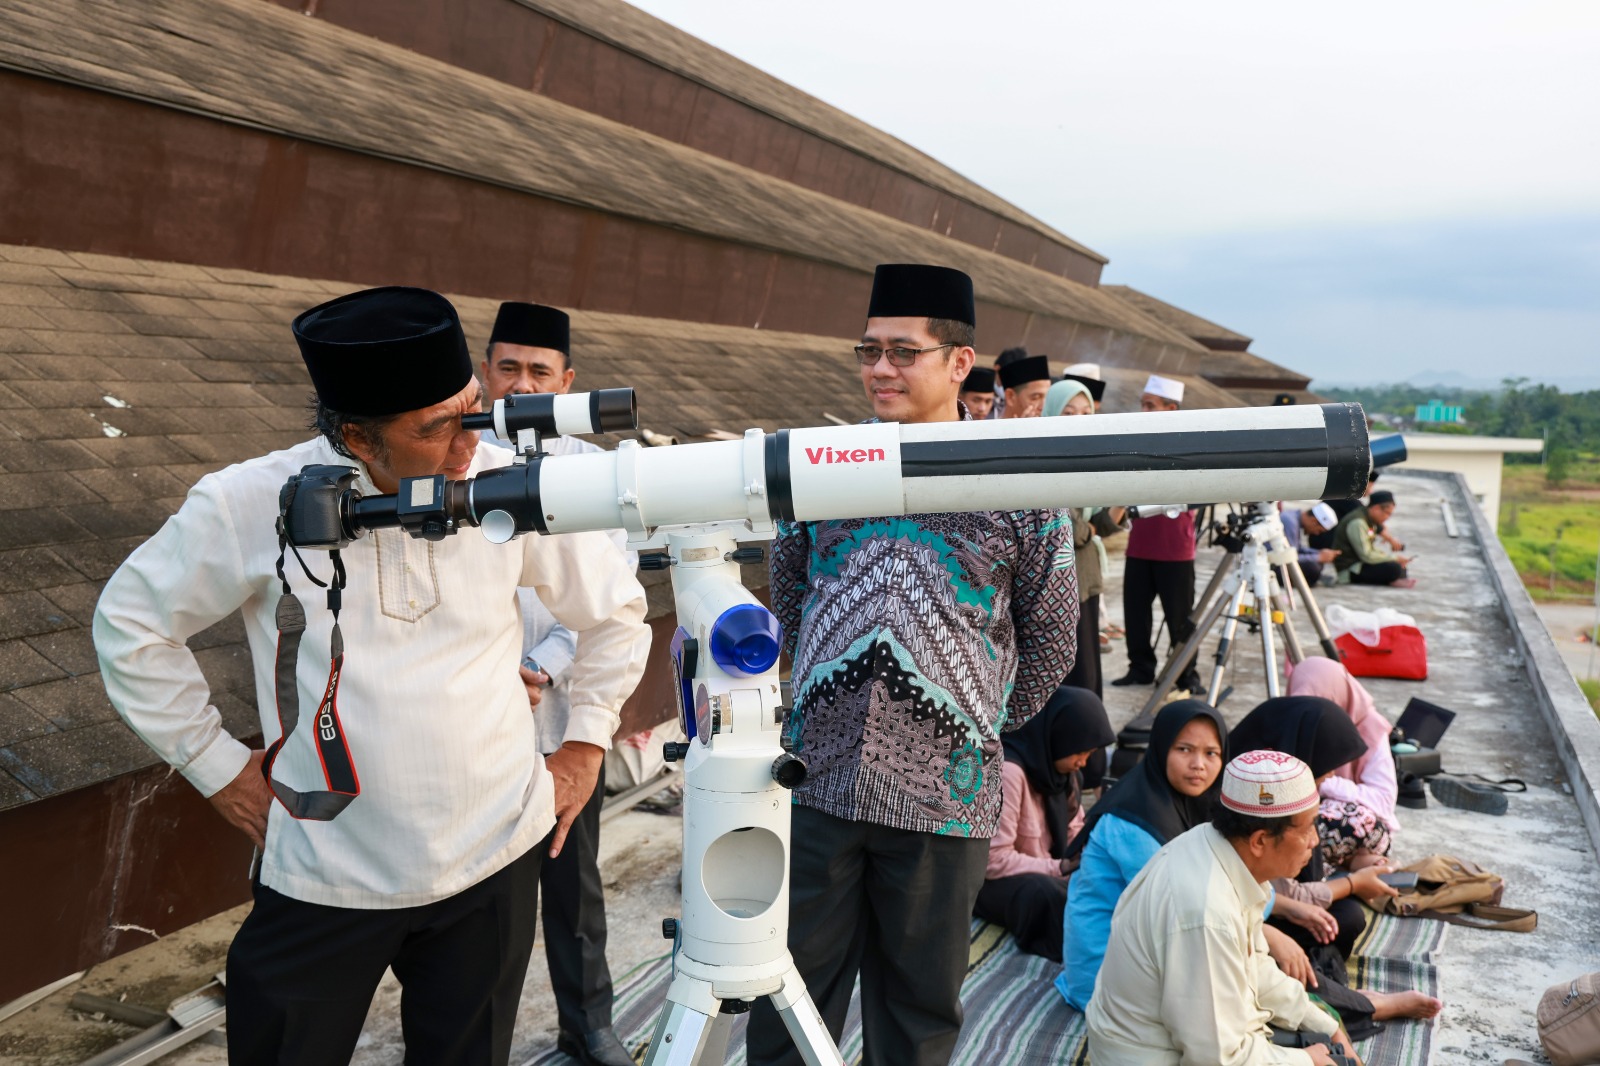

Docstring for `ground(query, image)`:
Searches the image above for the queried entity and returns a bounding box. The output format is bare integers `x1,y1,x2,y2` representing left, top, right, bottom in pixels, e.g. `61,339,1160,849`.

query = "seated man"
1331,490,1413,587
1087,750,1353,1066
1280,502,1341,585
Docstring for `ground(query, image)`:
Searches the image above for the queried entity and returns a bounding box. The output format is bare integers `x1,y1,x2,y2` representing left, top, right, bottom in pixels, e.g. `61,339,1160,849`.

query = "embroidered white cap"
1142,374,1185,403
1220,750,1319,817
1063,361,1103,381
1310,502,1339,528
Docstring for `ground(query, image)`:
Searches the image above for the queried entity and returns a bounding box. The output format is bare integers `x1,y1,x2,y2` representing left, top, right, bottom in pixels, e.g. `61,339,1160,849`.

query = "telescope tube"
313,402,1370,544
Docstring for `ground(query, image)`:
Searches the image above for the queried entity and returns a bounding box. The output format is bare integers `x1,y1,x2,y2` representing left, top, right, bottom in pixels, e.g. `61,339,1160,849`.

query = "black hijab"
1003,686,1116,858
1228,696,1368,880
1228,697,1368,778
1066,699,1227,859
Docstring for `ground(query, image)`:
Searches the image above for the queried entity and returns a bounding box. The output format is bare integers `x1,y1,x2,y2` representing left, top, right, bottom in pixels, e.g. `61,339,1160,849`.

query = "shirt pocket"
374,529,441,623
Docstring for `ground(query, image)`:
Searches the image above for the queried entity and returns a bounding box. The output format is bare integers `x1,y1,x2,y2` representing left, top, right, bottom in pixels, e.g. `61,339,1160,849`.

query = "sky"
628,0,1600,389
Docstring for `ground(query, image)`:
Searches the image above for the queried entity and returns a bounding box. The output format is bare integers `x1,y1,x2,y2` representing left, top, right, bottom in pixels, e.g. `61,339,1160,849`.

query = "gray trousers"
745,806,989,1066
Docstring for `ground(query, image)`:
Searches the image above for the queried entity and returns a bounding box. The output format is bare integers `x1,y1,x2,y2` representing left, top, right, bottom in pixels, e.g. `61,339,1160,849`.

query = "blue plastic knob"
708,603,781,676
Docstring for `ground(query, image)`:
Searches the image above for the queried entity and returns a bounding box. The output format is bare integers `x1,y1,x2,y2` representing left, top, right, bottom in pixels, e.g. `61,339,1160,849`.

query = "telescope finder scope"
460,387,638,447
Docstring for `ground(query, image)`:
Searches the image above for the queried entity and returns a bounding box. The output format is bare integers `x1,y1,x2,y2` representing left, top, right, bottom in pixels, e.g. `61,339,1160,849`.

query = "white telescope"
278,393,1370,1064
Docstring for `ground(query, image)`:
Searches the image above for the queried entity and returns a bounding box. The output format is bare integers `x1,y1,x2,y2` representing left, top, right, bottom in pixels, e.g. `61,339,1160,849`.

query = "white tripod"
1136,501,1341,719
640,524,842,1066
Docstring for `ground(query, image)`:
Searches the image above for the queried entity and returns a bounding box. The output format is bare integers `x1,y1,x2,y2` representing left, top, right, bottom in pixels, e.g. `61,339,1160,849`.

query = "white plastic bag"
1323,604,1418,648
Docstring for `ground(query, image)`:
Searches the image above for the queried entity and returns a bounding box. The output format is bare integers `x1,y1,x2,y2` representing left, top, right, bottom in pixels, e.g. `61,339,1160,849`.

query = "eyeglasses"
853,343,956,367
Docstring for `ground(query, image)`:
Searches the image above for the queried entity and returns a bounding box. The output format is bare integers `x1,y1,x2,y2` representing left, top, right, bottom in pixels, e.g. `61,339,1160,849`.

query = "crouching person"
1087,751,1356,1066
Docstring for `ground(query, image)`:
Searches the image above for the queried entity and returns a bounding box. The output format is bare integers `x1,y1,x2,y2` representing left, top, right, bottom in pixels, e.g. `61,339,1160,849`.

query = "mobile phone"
1378,871,1418,891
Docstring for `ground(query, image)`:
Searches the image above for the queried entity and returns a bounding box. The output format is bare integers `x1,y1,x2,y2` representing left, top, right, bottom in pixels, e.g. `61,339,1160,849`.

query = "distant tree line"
1321,379,1600,467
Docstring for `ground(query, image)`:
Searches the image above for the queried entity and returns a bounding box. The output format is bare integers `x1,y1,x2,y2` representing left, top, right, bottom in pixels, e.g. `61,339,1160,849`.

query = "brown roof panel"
1101,285,1254,352
0,0,1201,370
1198,350,1313,390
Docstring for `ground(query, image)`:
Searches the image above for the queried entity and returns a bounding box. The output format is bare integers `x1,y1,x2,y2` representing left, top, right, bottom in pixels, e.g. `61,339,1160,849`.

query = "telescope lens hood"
590,388,638,433
708,603,781,677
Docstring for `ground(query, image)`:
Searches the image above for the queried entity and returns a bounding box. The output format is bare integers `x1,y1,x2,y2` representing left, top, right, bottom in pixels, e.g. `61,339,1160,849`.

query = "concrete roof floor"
4,470,1594,1064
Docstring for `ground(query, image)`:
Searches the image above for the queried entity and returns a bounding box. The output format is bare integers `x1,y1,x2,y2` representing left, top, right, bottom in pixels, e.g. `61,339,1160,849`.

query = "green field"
1498,460,1600,601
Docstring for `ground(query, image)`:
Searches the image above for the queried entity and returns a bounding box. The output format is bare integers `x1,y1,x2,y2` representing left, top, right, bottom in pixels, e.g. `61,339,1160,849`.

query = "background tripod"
1119,502,1342,741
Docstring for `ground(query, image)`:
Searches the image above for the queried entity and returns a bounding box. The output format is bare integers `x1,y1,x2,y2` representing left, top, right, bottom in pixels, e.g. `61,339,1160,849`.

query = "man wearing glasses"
750,264,1078,1065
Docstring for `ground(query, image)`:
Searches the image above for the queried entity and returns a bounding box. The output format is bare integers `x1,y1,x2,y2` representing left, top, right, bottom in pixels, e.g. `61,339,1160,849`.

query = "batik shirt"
769,455,1077,838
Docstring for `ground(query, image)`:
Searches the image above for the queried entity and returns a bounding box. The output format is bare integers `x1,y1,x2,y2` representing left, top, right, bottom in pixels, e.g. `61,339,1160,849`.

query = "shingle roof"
0,243,1250,810
0,0,1201,368
1100,285,1254,352
1197,350,1313,390
515,0,1105,265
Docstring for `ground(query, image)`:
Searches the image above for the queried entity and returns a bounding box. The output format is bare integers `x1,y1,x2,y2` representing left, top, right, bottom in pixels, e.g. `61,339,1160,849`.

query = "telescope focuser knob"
638,552,672,571
725,546,765,565
771,752,807,789
661,918,678,940
662,742,691,763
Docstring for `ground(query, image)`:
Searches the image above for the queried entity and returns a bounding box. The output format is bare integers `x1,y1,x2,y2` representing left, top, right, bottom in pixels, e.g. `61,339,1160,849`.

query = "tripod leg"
770,967,846,1066
1137,589,1231,723
1273,566,1306,664
1206,580,1250,706
1260,593,1282,698
1192,557,1232,626
644,974,724,1066
1287,562,1342,660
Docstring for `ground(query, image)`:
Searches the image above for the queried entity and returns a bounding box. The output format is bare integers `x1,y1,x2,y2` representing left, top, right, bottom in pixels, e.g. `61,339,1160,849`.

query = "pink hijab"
1286,657,1386,785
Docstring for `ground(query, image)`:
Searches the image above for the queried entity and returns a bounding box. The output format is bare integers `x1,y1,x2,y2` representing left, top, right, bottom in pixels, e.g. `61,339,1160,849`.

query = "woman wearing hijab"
1054,700,1225,1011
1287,657,1399,868
1045,378,1128,697
977,686,1116,961
1229,697,1442,1027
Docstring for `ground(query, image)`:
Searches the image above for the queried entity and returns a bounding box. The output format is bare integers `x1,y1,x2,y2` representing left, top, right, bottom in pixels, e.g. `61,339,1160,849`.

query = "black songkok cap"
961,366,996,393
1062,372,1107,403
866,264,975,326
1368,490,1396,507
294,287,472,417
999,354,1052,389
1273,393,1297,405
490,301,570,354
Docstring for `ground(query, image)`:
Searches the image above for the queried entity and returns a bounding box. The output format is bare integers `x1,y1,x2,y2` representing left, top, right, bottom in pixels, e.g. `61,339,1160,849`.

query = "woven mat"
520,912,1442,1065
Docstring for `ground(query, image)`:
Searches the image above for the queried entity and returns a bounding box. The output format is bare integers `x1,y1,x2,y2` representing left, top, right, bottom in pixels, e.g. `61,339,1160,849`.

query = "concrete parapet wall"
1442,468,1600,857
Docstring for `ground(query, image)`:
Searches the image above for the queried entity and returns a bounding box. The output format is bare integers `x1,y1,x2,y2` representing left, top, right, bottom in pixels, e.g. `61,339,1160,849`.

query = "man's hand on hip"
544,741,604,859
209,750,272,850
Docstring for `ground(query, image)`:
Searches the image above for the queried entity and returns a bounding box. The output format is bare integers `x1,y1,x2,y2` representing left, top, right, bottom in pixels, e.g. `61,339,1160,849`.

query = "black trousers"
540,773,614,1035
1064,594,1102,697
1123,557,1196,680
1268,894,1366,961
746,807,989,1066
225,844,541,1066
972,873,1068,962
1349,561,1406,585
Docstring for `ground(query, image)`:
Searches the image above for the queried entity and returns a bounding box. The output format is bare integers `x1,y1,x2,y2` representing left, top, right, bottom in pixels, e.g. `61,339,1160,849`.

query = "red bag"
1336,625,1428,680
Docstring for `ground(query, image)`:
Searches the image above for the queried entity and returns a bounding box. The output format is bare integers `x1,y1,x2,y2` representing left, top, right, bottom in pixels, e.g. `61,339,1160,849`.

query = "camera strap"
265,491,359,820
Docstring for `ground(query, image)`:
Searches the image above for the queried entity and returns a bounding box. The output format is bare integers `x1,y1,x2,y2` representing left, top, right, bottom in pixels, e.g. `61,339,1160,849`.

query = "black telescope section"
764,429,796,523
459,388,638,436
898,403,1370,503
463,460,548,535
1370,433,1408,470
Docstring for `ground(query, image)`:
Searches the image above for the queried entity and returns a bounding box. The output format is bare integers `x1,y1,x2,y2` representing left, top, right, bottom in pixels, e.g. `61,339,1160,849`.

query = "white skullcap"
1142,375,1185,403
1310,503,1338,529
1063,362,1103,381
1220,750,1319,817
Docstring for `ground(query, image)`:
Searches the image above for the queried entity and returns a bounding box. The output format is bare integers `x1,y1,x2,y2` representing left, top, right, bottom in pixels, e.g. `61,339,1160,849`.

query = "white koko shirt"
94,437,651,909
482,432,638,756
1087,824,1338,1065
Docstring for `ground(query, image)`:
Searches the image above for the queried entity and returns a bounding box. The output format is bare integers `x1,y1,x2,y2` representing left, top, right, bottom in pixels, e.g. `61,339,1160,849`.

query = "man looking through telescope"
747,264,1079,1066
480,300,638,1066
93,287,650,1066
